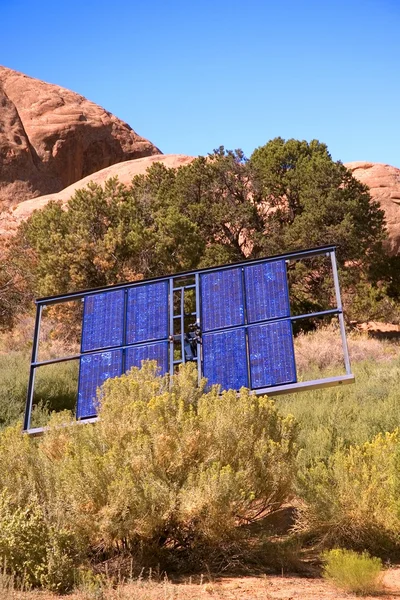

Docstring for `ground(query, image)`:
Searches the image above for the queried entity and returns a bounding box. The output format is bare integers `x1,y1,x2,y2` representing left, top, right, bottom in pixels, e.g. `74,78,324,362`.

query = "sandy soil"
3,568,400,600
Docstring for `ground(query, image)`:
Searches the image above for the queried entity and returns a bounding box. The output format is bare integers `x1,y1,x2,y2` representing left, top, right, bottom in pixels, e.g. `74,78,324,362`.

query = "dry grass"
0,315,80,358
294,324,400,374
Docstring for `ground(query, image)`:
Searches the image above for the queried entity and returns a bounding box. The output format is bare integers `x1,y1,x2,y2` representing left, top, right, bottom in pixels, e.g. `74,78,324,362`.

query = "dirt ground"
3,568,400,600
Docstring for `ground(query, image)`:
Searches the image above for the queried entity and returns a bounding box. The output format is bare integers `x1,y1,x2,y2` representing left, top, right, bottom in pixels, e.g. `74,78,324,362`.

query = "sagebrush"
0,362,297,589
322,549,383,595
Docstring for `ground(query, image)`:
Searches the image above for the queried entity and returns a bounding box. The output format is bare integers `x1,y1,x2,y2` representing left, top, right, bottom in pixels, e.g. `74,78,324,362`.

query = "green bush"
44,362,297,552
0,362,297,588
296,430,400,551
322,549,383,595
0,490,77,592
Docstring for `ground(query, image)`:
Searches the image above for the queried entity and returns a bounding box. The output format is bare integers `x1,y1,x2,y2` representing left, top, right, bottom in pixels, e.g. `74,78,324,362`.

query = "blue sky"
1,0,399,166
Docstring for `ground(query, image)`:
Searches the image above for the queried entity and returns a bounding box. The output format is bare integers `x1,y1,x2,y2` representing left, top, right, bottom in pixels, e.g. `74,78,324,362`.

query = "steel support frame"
24,245,354,434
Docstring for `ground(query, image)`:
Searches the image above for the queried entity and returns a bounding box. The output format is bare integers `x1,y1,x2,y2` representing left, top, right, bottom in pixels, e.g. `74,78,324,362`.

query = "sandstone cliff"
0,154,195,235
345,162,400,255
0,66,160,210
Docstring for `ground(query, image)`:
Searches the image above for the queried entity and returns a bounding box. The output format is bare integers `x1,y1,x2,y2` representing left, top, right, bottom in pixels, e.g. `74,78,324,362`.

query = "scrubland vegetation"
1,137,400,596
0,325,399,595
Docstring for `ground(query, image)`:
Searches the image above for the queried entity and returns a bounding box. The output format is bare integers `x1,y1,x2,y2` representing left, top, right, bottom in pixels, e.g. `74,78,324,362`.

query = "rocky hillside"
0,65,399,256
0,66,160,210
0,154,195,235
345,162,400,255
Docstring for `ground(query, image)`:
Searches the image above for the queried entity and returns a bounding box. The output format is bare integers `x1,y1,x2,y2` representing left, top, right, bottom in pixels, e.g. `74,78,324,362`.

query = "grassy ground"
0,323,399,598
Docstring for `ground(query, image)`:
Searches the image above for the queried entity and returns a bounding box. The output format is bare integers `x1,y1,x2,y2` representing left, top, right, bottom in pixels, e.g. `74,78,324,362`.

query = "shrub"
0,363,297,588
44,362,297,553
296,430,400,551
0,490,77,592
322,548,383,595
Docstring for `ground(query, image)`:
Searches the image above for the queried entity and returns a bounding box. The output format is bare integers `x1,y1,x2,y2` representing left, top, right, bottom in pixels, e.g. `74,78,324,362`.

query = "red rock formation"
0,66,160,210
0,154,195,235
345,162,400,256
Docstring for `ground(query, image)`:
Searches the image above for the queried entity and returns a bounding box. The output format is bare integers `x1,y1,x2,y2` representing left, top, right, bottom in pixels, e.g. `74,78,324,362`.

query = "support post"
24,304,43,431
169,278,175,378
330,251,352,375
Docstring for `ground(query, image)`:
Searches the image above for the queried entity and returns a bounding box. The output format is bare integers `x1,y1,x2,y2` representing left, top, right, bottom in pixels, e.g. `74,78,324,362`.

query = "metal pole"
121,289,128,374
180,288,185,364
241,267,251,388
330,251,352,375
195,273,201,385
23,304,43,431
169,278,174,377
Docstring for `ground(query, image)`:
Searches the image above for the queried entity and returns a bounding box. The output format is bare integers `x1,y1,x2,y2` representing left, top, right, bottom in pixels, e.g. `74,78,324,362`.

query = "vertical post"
330,251,352,375
121,288,128,375
23,303,43,431
180,288,185,364
169,278,174,377
195,272,201,385
241,266,251,388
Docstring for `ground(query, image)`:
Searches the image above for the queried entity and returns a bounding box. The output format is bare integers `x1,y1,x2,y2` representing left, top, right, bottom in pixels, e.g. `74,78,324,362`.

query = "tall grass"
294,324,400,374
0,351,78,429
279,328,400,466
284,329,400,551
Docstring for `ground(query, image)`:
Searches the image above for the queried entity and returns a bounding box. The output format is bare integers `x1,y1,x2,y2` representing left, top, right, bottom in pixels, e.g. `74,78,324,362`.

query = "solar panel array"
25,245,355,434
77,281,169,419
76,258,297,418
200,260,296,392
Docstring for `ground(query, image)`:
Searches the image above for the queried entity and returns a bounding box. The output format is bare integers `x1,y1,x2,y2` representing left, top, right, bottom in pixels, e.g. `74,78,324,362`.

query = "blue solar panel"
81,290,124,352
200,268,245,332
248,321,296,389
202,328,248,390
125,342,169,375
126,281,169,344
77,349,123,419
244,260,290,323
26,247,355,434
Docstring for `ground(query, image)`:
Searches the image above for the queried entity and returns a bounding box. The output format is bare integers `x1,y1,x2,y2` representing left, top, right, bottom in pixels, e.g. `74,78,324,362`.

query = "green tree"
171,149,267,265
250,137,386,267
8,138,394,328
15,175,205,298
250,138,388,316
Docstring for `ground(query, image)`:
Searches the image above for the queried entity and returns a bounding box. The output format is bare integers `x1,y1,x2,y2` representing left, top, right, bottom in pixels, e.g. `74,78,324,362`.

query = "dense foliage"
3,137,397,329
0,362,296,589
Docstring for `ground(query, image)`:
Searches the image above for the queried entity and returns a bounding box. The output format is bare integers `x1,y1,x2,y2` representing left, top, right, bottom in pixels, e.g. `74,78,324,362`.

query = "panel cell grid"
244,260,290,323
202,328,248,391
126,281,169,344
125,342,169,376
77,349,123,419
81,290,124,352
248,321,296,389
200,268,245,332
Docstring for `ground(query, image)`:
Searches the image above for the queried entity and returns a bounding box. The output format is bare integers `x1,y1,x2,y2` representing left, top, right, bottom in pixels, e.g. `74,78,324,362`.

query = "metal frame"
24,245,354,434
